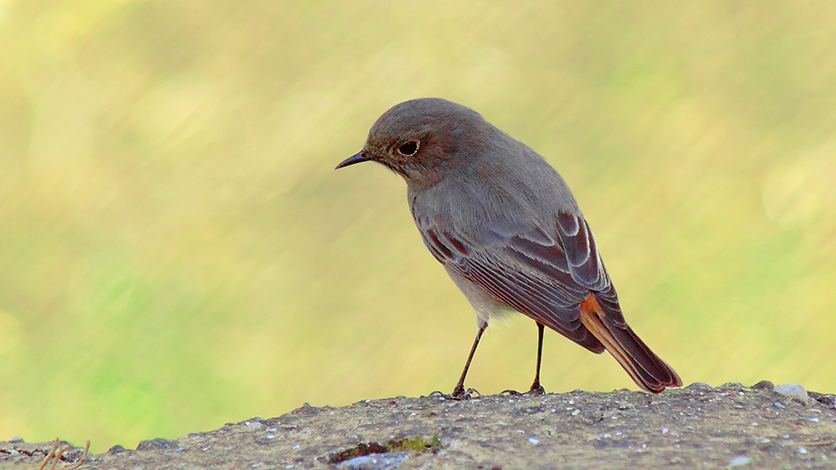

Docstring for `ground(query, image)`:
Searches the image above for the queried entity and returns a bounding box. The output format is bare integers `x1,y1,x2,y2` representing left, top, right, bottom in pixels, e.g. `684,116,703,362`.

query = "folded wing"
415,210,681,392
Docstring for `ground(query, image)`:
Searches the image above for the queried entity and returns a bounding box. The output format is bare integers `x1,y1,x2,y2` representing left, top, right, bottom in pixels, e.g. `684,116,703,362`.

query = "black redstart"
336,98,681,397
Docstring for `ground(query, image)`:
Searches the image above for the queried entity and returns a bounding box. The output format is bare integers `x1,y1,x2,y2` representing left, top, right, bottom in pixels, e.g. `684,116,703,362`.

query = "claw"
501,386,545,397
528,384,546,395
450,387,481,400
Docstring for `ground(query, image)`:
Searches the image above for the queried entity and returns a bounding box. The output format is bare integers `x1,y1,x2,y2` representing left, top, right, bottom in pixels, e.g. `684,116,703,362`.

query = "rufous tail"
579,295,682,393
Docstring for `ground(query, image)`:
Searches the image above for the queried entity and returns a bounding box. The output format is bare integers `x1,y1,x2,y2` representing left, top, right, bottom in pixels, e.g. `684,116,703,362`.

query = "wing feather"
416,211,618,351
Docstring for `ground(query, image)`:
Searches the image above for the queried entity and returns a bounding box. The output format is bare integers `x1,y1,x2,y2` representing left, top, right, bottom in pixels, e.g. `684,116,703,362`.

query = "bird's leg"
528,322,546,395
451,321,487,400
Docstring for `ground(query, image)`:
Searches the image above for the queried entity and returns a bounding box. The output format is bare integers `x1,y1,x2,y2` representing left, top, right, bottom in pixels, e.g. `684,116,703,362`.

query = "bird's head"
336,98,493,190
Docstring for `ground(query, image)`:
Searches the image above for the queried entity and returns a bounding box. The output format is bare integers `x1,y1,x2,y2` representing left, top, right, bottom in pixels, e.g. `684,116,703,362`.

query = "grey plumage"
337,98,681,395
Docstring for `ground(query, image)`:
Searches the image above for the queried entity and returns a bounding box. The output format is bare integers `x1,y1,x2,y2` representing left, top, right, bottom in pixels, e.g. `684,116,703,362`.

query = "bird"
336,98,682,398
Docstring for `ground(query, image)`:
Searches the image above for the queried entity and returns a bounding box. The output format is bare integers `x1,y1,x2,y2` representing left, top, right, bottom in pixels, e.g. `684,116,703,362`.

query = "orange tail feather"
579,295,682,393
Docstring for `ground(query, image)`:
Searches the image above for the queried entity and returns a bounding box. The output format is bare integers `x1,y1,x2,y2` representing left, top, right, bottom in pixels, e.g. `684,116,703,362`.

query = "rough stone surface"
775,383,810,405
2,383,836,469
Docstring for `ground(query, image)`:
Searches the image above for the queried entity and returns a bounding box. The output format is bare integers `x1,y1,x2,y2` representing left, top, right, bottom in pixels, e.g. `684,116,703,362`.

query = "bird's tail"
579,295,682,393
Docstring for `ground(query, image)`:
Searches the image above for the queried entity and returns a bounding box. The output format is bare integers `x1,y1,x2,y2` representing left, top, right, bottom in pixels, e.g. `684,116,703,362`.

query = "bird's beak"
335,150,373,169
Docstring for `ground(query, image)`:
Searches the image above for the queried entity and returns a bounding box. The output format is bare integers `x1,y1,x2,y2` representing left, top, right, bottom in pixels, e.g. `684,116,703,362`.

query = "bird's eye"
397,141,419,156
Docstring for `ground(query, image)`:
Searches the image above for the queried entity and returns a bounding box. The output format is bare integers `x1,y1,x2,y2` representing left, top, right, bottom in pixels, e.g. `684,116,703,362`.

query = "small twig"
35,438,60,470
48,444,69,470
31,438,91,470
63,440,90,470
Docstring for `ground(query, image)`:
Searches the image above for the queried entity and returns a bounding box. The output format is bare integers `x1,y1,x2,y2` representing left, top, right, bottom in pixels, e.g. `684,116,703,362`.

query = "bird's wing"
415,210,623,350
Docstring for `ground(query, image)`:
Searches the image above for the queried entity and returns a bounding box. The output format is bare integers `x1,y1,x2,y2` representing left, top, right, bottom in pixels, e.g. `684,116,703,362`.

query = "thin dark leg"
529,322,546,395
451,321,487,399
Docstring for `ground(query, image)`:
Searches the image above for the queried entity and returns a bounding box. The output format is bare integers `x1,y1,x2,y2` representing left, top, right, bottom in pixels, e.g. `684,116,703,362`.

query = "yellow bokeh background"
2,0,835,453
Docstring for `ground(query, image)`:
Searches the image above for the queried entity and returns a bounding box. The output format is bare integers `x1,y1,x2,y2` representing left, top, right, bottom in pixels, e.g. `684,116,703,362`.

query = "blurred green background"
1,0,835,453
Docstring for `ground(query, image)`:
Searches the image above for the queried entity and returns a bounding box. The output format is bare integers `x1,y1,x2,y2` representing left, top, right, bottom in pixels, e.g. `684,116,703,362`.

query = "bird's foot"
500,384,545,397
444,386,480,401
528,383,546,395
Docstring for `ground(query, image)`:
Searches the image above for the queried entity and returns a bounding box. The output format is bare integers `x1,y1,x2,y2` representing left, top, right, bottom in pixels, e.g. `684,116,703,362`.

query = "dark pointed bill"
336,150,373,169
